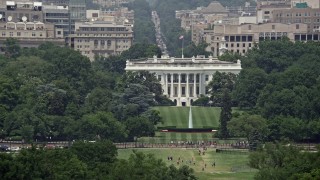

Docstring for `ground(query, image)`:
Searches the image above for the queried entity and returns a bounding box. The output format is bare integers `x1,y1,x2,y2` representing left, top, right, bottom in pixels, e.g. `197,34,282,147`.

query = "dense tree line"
126,0,156,44
231,39,320,143
0,38,169,142
0,141,196,179
249,143,320,179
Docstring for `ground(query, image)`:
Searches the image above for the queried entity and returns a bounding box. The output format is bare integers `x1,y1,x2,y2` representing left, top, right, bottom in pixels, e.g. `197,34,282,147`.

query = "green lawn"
118,148,257,180
153,106,220,128
139,107,243,143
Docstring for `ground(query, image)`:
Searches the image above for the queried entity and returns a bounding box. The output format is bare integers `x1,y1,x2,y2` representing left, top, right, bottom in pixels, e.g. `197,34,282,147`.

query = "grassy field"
118,148,256,180
153,106,220,128
139,107,243,143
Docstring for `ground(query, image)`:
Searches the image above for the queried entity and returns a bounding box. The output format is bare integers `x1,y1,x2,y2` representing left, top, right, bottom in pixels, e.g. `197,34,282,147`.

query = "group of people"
167,149,217,172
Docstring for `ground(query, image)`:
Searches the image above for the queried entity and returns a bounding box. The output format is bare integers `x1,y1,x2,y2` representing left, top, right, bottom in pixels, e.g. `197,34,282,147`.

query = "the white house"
125,55,241,106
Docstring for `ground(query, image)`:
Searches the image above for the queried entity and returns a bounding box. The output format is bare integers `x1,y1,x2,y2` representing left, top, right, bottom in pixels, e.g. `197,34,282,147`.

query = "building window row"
225,35,253,42
79,27,127,31
294,34,320,41
226,43,251,48
77,33,129,37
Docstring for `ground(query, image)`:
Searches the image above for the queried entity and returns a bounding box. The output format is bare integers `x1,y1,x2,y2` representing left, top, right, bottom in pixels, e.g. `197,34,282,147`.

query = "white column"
199,73,202,95
178,73,181,97
170,73,174,97
186,74,189,98
193,73,197,97
164,73,168,95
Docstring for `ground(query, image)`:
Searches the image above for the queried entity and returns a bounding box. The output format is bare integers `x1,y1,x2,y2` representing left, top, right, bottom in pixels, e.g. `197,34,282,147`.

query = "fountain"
188,105,193,128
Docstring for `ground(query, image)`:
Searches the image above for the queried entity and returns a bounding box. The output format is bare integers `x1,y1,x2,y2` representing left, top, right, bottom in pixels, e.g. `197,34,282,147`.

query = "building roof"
196,1,229,14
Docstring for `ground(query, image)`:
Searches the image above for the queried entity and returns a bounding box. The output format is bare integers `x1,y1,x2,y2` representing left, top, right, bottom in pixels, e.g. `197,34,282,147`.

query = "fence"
216,148,250,154
113,142,247,149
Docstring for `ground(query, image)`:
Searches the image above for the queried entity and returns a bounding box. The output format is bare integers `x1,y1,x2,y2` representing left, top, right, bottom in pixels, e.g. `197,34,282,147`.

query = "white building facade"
125,55,242,106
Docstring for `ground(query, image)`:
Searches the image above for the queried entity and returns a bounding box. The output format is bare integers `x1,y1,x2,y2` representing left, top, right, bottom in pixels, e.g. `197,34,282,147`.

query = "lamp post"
9,137,11,151
134,136,137,148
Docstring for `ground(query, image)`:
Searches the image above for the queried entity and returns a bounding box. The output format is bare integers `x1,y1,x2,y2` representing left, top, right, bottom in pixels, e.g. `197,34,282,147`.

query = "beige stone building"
0,21,65,52
176,1,229,31
92,0,130,8
204,22,308,57
68,21,133,61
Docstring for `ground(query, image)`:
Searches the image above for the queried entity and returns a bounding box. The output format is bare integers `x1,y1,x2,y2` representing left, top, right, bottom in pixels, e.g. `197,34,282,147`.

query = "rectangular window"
243,43,245,47
237,43,240,47
236,36,240,42
296,24,300,29
249,43,252,47
242,36,247,42
17,32,21,36
32,32,36,37
231,43,234,47
230,36,235,42
158,75,161,81
248,25,251,30
182,87,185,95
205,75,209,81
10,32,13,37
1,32,5,36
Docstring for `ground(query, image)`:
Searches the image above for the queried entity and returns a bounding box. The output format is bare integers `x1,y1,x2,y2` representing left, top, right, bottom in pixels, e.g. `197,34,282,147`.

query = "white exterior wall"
125,56,241,106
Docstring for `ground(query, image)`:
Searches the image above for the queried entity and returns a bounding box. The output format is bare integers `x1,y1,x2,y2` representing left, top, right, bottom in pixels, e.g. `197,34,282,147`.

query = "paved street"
152,11,169,56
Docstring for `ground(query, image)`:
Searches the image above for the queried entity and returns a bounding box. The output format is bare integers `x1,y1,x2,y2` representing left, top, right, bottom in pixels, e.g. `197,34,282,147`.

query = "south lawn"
138,107,243,143
118,148,256,180
153,106,220,128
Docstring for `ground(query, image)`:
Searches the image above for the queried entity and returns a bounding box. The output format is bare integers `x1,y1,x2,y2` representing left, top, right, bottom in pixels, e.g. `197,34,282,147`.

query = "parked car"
0,145,9,151
10,146,21,151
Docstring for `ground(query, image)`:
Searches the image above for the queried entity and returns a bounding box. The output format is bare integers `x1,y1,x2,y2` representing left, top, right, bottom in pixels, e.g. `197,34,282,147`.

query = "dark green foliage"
249,143,320,180
0,142,196,179
180,42,210,58
208,72,237,106
125,116,155,140
0,147,88,180
192,95,209,106
0,40,165,142
108,151,196,180
216,90,232,139
71,140,118,168
4,38,21,59
228,114,268,150
126,0,156,44
218,51,242,63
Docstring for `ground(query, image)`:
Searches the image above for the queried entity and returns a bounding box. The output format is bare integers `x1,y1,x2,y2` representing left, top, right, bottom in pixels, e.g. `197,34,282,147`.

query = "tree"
71,140,117,169
207,72,237,106
218,51,242,63
228,114,268,150
4,38,21,59
78,112,127,142
233,68,267,108
3,147,88,179
108,151,196,180
125,116,155,141
217,89,232,139
249,143,320,180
